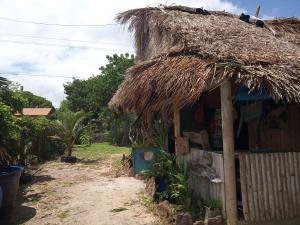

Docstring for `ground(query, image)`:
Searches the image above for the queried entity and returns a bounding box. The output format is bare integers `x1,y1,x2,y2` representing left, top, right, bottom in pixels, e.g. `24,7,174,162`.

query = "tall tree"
21,91,53,108
0,77,56,164
64,53,134,116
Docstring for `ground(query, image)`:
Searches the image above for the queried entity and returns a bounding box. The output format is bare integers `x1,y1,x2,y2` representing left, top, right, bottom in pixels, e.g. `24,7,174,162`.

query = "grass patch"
73,142,131,161
57,210,69,221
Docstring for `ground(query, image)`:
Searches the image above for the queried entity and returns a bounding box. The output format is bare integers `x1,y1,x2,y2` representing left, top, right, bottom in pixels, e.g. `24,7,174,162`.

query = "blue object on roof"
0,186,2,208
133,147,161,175
239,13,250,23
235,85,272,101
256,19,264,28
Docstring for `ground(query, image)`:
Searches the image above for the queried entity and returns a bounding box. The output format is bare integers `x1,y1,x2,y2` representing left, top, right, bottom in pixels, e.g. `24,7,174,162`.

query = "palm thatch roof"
109,6,300,114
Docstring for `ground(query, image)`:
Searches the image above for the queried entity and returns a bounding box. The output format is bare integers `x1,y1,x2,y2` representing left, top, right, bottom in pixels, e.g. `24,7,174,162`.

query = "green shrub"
142,151,175,179
142,151,192,211
102,131,112,142
78,129,92,145
37,137,65,161
168,160,190,208
204,198,222,211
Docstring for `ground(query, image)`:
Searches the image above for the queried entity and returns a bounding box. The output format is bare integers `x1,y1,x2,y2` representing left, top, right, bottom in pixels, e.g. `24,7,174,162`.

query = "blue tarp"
133,147,160,175
235,85,272,101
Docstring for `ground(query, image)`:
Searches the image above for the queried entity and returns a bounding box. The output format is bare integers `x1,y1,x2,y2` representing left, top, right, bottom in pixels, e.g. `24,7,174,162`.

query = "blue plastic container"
0,166,23,215
133,147,160,174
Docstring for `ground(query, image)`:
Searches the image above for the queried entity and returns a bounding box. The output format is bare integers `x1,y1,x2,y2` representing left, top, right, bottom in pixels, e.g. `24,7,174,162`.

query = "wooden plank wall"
248,104,300,152
178,149,226,217
239,152,300,222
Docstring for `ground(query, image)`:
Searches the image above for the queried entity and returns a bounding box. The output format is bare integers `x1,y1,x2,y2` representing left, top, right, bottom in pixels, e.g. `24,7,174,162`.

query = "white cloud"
262,15,275,20
0,0,243,107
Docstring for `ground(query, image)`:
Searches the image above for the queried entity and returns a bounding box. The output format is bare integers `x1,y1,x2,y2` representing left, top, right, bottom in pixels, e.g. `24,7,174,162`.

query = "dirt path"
3,158,157,225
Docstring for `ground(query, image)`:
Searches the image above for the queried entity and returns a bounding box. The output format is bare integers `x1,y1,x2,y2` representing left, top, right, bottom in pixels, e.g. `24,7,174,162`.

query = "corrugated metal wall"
179,149,226,217
239,152,300,222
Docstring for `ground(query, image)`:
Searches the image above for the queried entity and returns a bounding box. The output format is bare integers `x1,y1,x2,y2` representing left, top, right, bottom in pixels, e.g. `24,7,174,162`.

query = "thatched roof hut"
109,5,300,114
109,7,300,224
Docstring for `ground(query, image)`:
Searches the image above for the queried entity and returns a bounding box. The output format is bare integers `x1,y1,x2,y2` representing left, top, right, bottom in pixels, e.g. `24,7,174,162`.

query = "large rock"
175,212,193,225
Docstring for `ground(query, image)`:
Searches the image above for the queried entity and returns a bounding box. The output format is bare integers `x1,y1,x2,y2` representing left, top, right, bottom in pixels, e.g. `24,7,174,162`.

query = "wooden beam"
174,109,181,156
146,110,152,129
220,80,238,225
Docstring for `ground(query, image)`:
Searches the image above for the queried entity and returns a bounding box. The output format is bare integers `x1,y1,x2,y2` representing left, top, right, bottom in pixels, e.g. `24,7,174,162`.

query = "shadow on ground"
0,205,37,225
31,174,55,184
0,173,55,225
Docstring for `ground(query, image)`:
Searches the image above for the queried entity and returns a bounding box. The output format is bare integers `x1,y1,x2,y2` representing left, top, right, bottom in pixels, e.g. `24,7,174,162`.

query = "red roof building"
15,108,55,117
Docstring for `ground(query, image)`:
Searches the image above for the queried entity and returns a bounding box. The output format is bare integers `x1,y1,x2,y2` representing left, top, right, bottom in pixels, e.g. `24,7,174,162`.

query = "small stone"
157,200,172,218
175,212,193,225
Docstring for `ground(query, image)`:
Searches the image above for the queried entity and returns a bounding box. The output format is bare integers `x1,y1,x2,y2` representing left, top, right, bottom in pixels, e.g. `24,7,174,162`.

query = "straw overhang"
109,6,300,113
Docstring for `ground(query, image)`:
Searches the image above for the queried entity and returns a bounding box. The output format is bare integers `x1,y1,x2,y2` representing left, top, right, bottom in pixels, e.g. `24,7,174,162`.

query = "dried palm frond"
109,6,300,113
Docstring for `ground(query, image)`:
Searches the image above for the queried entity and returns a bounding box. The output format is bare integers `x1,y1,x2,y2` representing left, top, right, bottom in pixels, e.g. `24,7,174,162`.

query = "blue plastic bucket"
132,147,160,174
0,166,23,215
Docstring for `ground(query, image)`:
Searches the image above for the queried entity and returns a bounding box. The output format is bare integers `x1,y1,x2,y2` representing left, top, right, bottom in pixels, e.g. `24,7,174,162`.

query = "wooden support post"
220,80,238,225
146,110,152,129
145,110,154,145
174,109,180,156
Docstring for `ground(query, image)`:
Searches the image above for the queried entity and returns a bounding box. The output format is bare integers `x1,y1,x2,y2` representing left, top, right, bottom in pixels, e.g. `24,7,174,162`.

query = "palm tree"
0,77,9,99
51,110,88,157
0,77,9,89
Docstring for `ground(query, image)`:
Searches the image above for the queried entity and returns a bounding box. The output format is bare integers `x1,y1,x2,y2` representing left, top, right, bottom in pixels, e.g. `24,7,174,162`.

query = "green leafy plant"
153,120,167,151
0,77,58,165
204,198,222,211
142,151,175,179
142,151,192,211
50,110,89,156
168,160,190,209
78,128,92,145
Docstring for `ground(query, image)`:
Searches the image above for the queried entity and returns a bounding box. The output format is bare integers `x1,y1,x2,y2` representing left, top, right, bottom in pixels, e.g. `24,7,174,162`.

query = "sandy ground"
2,157,157,225
2,157,300,225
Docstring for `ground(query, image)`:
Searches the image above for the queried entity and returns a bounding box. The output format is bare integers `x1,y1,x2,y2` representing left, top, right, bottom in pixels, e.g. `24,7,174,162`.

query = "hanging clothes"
237,102,263,137
194,104,204,123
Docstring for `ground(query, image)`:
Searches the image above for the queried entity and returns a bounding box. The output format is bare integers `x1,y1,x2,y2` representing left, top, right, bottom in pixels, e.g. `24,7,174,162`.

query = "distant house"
15,108,55,118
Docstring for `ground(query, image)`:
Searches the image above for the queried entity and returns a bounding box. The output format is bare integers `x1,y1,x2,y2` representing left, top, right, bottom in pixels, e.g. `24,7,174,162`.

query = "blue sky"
231,0,300,18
